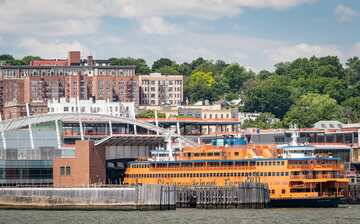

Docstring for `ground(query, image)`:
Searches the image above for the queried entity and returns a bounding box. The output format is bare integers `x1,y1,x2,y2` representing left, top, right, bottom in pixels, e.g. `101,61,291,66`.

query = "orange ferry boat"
123,143,349,207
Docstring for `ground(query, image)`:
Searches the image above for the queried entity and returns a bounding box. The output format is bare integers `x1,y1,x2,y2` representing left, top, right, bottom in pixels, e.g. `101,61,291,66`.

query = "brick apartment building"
0,51,138,119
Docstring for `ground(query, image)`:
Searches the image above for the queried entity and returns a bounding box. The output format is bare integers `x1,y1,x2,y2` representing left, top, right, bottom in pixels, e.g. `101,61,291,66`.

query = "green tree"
136,110,166,118
178,62,192,76
109,57,150,74
0,54,22,65
184,71,215,103
241,113,281,129
283,93,343,127
345,57,360,85
222,63,254,93
21,56,41,65
155,65,180,75
341,97,360,123
243,77,293,118
191,57,207,70
152,58,176,71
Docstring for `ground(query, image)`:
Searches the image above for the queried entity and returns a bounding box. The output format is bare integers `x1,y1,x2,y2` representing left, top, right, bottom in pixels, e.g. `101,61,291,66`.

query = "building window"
66,166,71,176
60,166,65,176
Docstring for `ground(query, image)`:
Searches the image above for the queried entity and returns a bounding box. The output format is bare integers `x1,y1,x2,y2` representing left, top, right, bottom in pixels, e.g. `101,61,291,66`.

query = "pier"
176,182,270,209
347,183,360,203
0,185,176,210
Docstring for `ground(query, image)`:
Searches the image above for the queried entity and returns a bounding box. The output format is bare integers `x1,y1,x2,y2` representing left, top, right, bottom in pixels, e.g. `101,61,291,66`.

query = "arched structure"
0,113,198,146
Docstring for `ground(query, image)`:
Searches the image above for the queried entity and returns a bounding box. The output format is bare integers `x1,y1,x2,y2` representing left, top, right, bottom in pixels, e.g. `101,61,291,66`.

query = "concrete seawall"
0,185,176,210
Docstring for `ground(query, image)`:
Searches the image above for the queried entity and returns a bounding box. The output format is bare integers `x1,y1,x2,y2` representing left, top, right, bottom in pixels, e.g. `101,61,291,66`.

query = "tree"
22,56,41,65
0,54,21,65
136,110,166,118
243,77,293,118
109,57,150,74
241,113,281,129
184,71,215,103
283,93,343,127
155,65,179,75
191,57,207,70
151,58,175,71
178,62,192,76
222,64,254,93
341,97,360,123
345,57,360,84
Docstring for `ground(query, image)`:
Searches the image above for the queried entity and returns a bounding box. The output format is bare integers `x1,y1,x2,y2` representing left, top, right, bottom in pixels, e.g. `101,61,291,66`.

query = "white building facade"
139,73,183,106
48,98,135,118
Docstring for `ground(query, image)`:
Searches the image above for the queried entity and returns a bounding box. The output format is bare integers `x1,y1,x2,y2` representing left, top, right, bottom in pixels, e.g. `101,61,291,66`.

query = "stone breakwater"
0,185,176,210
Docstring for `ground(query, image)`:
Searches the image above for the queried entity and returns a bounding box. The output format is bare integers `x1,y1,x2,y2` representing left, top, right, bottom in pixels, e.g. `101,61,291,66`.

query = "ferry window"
194,162,205,167
209,162,219,167
271,190,275,194
194,153,200,157
272,161,276,166
207,152,213,156
256,161,260,166
263,172,267,176
264,161,268,166
260,161,264,166
200,153,206,157
268,172,272,176
276,161,280,166
282,189,286,194
281,161,284,166
235,152,239,156
214,152,220,156
285,172,289,176
280,172,284,176
272,172,276,176
276,172,280,176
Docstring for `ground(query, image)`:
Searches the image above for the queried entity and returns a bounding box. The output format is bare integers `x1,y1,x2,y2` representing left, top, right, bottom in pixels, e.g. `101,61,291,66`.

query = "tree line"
2,54,360,128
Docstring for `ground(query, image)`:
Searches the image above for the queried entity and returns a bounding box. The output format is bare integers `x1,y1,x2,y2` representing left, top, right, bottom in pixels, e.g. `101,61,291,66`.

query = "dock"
176,182,270,209
0,185,176,210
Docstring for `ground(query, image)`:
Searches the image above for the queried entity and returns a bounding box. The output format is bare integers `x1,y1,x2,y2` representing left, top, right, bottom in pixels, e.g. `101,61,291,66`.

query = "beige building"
178,104,238,120
139,73,183,106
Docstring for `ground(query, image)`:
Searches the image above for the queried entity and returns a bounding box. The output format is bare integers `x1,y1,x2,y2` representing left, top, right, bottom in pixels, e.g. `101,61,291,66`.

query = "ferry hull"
270,198,341,208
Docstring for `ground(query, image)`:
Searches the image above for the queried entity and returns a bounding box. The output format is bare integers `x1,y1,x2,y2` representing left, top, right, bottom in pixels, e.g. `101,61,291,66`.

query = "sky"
0,0,359,71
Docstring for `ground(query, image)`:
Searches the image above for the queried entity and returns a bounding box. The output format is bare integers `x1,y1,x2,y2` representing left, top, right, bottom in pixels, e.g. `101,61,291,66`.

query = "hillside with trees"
2,54,360,127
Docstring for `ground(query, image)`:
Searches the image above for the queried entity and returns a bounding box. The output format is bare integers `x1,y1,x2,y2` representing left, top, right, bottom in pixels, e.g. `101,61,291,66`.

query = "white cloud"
335,4,358,22
137,17,177,35
19,38,89,58
265,43,343,64
349,42,360,57
0,0,317,36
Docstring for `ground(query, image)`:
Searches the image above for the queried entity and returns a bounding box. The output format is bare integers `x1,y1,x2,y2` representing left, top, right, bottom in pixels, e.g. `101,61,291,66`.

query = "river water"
1,205,360,224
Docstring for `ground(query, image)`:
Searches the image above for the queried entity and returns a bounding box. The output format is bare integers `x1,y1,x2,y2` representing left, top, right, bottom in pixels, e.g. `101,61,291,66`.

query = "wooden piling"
176,181,269,209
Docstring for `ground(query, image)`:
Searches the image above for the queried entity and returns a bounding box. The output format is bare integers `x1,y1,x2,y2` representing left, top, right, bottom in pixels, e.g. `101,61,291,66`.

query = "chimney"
87,55,94,66
68,51,81,66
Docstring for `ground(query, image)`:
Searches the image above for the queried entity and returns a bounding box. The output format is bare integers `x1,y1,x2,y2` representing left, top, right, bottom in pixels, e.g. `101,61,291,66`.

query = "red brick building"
53,141,106,187
0,51,137,119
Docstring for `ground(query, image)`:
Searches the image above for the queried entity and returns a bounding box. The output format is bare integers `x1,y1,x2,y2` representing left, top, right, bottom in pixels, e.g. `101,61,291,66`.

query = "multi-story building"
0,51,138,119
139,73,183,106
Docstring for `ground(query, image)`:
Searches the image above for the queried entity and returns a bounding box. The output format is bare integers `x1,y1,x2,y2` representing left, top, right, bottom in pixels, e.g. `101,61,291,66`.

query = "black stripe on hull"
270,198,341,208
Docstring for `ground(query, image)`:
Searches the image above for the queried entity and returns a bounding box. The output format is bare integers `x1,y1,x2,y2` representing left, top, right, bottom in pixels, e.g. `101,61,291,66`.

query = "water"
1,205,360,224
